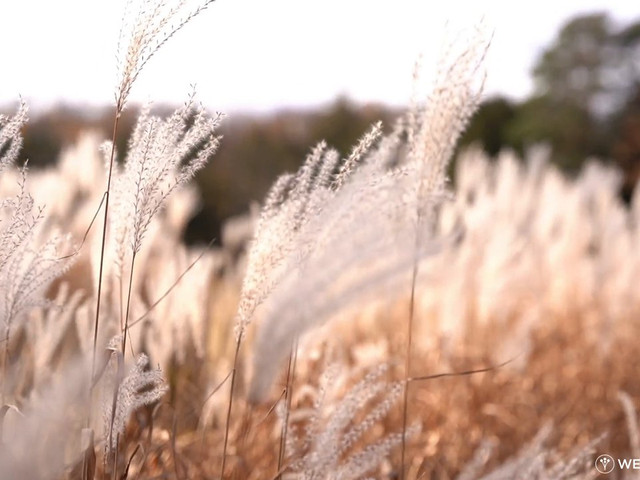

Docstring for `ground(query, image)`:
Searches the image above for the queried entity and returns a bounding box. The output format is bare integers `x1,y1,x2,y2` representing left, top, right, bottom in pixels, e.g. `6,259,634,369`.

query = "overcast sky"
0,1,638,114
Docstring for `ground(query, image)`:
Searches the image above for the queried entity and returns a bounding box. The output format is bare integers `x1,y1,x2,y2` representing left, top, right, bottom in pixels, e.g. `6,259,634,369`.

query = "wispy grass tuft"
243,27,489,403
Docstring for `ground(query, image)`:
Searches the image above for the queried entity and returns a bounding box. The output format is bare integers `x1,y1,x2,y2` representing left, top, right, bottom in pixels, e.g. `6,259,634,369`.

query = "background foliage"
3,12,640,233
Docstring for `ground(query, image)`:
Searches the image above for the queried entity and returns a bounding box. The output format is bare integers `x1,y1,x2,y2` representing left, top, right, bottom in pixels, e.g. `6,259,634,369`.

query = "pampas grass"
1,1,219,478
2,2,640,479
241,28,488,400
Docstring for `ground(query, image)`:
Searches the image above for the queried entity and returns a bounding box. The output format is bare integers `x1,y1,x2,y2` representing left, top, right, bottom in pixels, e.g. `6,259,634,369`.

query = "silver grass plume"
464,423,605,479
110,93,222,276
103,350,167,454
235,125,381,342
286,363,418,480
0,360,90,480
115,0,216,109
0,104,73,401
244,26,490,401
0,100,28,173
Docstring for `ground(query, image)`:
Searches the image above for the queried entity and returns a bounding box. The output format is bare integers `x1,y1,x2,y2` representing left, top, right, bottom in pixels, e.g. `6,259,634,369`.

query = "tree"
459,96,517,157
507,12,640,175
533,13,613,115
505,96,601,172
532,13,640,118
611,85,640,200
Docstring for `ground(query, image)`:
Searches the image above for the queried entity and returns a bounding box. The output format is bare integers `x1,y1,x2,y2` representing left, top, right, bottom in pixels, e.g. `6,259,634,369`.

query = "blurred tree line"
460,12,640,200
3,98,396,245
3,11,640,244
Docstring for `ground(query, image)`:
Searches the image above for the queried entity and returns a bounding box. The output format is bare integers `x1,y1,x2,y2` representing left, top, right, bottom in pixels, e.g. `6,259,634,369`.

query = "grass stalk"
400,260,419,479
89,103,122,405
122,252,138,358
128,237,216,330
221,335,242,478
276,338,298,478
86,100,121,480
2,325,11,405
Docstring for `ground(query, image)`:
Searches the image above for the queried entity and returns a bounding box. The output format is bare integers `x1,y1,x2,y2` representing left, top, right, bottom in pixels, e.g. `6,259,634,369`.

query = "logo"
595,454,615,474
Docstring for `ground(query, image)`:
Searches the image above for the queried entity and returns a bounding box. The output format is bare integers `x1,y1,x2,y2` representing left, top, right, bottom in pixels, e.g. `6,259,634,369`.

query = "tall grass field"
1,1,638,479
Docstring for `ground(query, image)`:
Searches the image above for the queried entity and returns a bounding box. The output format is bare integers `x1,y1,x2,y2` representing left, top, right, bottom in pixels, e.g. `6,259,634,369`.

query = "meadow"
1,1,639,479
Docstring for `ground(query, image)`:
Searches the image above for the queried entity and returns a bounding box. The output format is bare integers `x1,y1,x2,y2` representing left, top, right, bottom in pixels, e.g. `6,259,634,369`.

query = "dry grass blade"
128,237,216,330
409,357,517,383
121,443,141,480
57,193,106,261
276,339,298,479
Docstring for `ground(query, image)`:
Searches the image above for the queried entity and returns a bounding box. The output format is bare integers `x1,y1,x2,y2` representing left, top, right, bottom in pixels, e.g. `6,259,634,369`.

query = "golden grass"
95,289,639,479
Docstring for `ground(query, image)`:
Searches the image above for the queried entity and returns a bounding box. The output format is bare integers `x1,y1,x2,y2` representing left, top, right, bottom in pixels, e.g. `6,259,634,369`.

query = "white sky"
0,0,638,114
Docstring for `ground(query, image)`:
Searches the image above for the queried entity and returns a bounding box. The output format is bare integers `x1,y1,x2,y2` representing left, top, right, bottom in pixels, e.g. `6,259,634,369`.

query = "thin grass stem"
89,107,122,423
221,335,242,478
400,260,418,480
128,237,216,330
276,338,298,479
121,252,138,358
